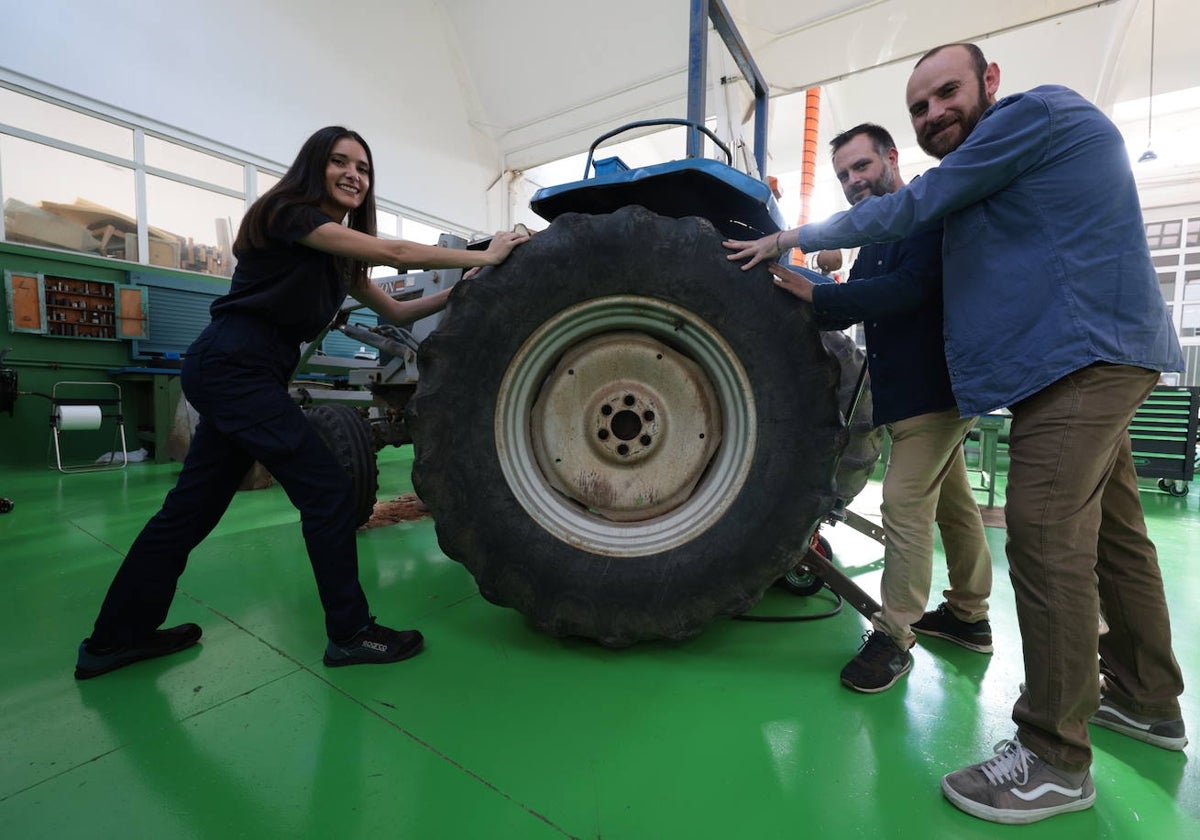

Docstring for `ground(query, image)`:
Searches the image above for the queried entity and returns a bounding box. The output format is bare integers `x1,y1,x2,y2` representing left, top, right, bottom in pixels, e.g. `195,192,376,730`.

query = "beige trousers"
872,408,993,649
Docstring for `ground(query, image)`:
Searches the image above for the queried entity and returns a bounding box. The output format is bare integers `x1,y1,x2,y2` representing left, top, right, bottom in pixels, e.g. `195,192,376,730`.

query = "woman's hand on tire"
483,229,531,265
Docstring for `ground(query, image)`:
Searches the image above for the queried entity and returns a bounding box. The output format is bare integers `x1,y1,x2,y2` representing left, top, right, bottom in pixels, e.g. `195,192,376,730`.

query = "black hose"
734,586,844,622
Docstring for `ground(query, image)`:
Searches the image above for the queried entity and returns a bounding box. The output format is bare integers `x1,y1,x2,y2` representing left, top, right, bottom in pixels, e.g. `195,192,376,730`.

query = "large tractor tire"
773,333,884,597
821,330,885,505
407,206,847,646
305,404,378,527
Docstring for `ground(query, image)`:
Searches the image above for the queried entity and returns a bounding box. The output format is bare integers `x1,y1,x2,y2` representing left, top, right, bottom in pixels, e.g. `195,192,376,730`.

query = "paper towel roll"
55,405,103,431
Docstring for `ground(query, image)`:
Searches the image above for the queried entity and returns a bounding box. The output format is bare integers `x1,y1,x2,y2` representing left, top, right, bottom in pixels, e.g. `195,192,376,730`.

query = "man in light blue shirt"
726,42,1186,825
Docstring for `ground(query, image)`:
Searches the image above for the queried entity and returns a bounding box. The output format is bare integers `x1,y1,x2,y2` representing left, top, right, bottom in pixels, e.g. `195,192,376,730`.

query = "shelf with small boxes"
4,270,148,340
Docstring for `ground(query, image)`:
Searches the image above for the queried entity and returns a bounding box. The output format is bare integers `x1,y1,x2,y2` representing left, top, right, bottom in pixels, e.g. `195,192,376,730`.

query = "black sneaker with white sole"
912,602,993,653
840,630,912,693
324,618,424,667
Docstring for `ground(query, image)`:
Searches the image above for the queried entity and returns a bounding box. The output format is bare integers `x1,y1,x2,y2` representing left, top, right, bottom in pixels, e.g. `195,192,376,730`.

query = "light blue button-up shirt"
798,85,1183,416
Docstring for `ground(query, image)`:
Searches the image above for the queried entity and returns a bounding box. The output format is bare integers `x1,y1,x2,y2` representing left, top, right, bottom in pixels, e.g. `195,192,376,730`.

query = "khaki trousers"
873,408,993,648
1006,363,1185,771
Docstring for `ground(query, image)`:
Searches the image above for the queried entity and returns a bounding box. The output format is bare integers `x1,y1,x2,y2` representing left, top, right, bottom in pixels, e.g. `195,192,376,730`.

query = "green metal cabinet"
1129,386,1200,496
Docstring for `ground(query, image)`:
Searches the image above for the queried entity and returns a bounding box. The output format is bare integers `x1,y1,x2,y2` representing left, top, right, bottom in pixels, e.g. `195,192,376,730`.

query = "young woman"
75,126,528,679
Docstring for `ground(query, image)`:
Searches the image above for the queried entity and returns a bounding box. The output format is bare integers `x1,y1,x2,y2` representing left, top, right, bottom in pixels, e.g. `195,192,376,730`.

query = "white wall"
0,0,501,233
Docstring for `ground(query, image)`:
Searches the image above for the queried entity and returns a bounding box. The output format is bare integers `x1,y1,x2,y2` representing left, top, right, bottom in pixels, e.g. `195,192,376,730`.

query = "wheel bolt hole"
623,394,636,406
597,429,610,440
643,410,655,422
639,435,651,446
600,405,613,416
616,444,629,456
611,410,642,441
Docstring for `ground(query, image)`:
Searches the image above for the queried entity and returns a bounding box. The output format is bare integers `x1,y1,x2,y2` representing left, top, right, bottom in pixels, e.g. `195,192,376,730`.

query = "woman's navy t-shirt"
210,205,349,342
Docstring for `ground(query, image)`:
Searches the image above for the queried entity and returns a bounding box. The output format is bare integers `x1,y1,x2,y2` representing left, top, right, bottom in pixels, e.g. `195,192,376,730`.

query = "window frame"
0,77,472,277
1146,216,1200,342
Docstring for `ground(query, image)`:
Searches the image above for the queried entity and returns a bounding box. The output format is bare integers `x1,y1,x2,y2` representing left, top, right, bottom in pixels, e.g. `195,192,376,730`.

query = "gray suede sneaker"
1090,691,1188,750
942,738,1095,825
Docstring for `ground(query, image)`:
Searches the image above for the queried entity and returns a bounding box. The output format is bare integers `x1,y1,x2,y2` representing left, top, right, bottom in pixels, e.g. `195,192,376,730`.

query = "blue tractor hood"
530,156,787,241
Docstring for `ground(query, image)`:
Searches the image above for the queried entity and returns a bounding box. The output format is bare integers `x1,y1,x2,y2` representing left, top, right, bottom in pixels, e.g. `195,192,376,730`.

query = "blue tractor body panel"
529,156,787,240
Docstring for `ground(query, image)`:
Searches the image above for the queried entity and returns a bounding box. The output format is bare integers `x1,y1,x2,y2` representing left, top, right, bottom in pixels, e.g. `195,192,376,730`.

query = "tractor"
303,0,883,646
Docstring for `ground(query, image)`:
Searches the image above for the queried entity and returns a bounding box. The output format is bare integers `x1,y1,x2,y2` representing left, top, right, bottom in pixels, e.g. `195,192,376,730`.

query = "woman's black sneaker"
324,619,424,667
75,623,203,680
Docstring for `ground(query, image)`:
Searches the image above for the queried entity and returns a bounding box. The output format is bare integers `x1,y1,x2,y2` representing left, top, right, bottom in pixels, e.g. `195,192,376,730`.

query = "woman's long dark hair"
234,126,378,289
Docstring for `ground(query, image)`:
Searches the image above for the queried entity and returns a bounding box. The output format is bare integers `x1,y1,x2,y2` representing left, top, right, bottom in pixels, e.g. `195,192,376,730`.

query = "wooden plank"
6,272,45,333
117,286,148,339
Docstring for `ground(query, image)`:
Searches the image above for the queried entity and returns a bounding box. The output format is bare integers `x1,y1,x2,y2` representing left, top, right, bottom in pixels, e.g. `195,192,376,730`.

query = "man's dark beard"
919,76,989,159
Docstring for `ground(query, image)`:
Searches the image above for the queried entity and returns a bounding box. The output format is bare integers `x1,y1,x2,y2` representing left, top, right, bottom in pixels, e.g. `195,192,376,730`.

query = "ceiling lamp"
1138,0,1158,163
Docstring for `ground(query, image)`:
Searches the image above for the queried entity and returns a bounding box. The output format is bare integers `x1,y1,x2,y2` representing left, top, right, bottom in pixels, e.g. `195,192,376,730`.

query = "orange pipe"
789,87,821,263
800,88,821,224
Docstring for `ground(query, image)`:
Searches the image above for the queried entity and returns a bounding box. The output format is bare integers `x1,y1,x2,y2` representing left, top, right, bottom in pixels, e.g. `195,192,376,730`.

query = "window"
401,218,442,245
143,139,246,275
1145,220,1182,249
1146,217,1200,343
256,171,281,197
0,86,131,158
1183,269,1200,338
1158,270,1176,302
145,136,244,191
1182,303,1200,338
377,209,399,237
1,134,135,258
0,84,258,276
145,175,243,276
1,83,465,282
366,213,473,280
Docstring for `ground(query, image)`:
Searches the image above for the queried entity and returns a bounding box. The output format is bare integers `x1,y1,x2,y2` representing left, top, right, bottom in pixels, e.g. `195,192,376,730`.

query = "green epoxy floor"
1,446,1197,839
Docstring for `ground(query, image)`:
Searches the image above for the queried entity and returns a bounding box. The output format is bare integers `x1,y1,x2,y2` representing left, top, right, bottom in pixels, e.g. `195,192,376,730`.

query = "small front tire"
305,404,379,526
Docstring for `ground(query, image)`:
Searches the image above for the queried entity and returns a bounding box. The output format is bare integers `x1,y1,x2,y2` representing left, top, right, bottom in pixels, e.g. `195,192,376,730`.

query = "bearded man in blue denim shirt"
726,42,1186,825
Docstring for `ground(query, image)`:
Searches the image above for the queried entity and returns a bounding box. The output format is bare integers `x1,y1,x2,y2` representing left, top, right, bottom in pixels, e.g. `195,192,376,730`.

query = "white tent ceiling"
3,0,1191,232
438,0,1197,188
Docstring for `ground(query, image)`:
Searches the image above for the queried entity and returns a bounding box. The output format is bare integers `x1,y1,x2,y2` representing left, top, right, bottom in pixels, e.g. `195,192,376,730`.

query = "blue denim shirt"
811,225,957,426
797,85,1184,416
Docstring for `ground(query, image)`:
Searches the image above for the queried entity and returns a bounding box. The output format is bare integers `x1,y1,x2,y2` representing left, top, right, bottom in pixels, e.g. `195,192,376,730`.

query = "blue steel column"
687,0,709,162
690,0,771,181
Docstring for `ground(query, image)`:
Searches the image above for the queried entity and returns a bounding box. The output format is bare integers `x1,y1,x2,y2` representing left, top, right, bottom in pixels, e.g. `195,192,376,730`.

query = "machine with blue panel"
109,268,403,474
530,118,785,240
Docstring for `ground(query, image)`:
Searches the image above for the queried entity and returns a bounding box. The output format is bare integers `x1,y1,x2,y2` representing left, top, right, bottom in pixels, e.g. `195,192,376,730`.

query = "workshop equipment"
400,0,893,645
49,381,127,473
1130,385,1200,496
